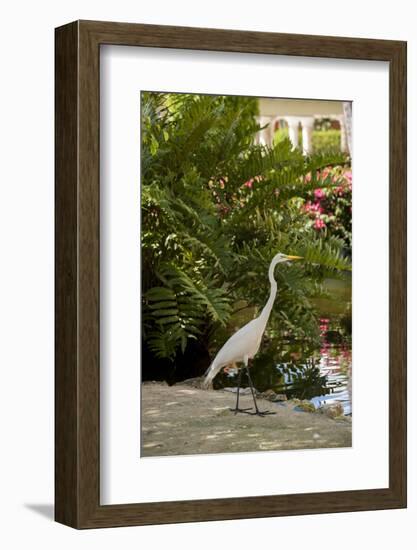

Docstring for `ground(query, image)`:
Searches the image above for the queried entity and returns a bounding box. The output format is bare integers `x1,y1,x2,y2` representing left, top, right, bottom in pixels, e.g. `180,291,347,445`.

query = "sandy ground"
141,381,352,457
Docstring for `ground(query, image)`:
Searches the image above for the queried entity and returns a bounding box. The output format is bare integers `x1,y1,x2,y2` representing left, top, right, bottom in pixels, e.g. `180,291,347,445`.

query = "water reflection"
311,335,352,415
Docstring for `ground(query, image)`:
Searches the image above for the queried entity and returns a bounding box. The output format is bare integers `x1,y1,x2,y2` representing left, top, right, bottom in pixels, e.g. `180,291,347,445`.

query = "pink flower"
314,188,325,200
319,318,330,332
313,218,326,230
304,201,323,214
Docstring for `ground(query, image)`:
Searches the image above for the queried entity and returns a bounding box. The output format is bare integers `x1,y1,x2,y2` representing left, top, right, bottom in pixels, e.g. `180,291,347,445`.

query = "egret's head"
272,252,303,264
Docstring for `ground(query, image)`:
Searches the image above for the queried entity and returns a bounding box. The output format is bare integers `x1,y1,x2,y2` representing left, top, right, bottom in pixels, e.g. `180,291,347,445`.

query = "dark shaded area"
142,339,210,385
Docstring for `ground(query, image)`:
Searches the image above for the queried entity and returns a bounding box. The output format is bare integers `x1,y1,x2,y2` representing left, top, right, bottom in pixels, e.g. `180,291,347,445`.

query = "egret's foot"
250,409,276,417
229,407,253,415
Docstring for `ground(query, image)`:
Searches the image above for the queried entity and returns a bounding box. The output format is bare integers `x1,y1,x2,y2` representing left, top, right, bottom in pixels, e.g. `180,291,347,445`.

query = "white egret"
202,252,302,416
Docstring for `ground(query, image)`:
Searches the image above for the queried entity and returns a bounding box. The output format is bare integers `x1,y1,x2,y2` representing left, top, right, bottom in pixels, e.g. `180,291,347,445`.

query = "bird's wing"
202,316,263,387
213,317,262,365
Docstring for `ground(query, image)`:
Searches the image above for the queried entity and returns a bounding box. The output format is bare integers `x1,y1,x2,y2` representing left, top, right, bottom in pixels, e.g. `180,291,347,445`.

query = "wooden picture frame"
55,20,407,529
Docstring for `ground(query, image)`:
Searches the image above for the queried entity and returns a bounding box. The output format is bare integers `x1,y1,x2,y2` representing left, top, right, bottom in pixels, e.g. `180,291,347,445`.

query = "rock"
265,393,278,401
293,401,316,413
260,389,288,402
318,402,344,418
272,393,287,402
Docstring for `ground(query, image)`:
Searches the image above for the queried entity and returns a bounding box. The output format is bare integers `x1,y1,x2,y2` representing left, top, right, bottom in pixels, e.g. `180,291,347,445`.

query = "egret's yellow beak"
286,255,303,261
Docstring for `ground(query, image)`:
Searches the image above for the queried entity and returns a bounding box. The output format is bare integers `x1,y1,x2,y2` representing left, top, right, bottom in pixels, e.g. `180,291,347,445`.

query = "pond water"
215,274,352,415
310,275,352,415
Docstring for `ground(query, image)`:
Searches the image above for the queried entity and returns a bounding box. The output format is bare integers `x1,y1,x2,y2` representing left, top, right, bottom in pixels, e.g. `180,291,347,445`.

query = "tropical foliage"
141,92,351,379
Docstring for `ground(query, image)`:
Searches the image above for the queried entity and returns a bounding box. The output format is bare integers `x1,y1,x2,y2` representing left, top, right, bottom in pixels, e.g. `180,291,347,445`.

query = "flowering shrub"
303,166,352,248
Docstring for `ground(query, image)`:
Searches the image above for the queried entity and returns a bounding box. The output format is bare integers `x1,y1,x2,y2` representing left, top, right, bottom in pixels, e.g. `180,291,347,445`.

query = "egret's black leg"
246,365,276,416
229,369,252,414
235,368,242,410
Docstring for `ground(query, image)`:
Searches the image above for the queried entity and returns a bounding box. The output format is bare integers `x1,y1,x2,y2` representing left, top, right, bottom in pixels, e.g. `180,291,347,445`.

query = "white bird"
202,252,302,415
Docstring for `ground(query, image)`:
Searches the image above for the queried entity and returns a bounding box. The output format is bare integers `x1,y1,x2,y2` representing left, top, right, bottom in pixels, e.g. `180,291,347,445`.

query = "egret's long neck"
258,259,278,327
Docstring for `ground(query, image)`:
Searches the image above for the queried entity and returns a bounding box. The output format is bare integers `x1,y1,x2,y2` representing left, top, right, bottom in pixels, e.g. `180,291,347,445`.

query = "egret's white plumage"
202,253,301,388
